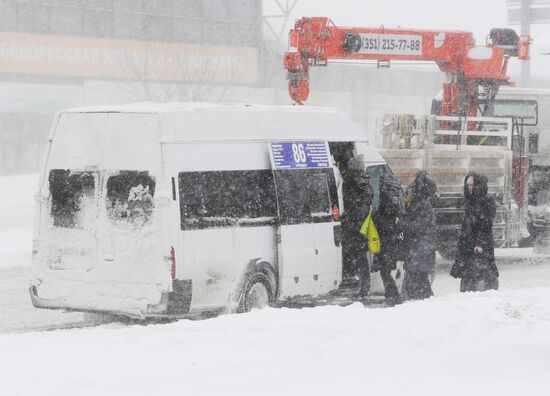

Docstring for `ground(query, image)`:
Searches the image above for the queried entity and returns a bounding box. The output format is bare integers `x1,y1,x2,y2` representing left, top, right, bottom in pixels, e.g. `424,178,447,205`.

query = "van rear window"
49,169,96,229
178,170,277,230
106,171,155,226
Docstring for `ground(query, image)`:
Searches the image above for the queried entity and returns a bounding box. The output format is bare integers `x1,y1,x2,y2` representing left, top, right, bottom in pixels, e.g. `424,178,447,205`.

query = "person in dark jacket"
372,172,405,305
450,172,499,292
342,154,374,297
401,170,437,300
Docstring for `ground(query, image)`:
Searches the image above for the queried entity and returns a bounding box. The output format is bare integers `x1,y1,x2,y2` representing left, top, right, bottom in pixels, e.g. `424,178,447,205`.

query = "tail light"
170,246,176,280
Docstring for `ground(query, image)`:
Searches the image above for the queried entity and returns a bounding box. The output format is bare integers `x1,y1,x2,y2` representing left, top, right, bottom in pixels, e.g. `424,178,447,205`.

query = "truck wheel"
237,269,275,313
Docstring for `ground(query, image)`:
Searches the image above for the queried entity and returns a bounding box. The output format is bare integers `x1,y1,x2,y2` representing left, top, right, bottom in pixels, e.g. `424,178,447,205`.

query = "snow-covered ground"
1,287,550,395
0,174,37,269
2,174,550,395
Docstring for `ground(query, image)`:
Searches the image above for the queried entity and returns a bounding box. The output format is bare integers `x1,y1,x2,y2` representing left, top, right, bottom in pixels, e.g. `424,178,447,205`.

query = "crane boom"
283,17,530,116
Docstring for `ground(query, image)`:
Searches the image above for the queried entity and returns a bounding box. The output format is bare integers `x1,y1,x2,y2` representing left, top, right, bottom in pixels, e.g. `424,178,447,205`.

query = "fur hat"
410,170,436,198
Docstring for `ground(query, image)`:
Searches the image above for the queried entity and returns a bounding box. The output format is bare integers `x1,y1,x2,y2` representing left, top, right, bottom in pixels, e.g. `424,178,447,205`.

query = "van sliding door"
270,142,342,298
307,169,342,294
274,169,317,298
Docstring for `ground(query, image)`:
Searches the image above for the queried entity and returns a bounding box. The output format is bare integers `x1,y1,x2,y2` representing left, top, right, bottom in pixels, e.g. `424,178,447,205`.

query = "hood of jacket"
464,171,489,202
412,170,437,201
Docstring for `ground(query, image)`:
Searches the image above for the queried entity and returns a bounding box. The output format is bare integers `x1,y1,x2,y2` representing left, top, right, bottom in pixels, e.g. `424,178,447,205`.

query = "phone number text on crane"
358,34,423,55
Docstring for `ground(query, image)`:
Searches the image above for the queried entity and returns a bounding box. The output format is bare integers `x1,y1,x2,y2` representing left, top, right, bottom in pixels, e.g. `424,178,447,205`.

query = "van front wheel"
238,270,274,313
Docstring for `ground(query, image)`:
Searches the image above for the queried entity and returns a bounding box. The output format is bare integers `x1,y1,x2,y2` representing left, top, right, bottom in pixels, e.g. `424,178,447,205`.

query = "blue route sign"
270,142,330,169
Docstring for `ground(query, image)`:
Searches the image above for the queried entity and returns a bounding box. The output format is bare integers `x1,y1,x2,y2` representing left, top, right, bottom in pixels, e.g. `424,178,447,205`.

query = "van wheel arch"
236,260,277,313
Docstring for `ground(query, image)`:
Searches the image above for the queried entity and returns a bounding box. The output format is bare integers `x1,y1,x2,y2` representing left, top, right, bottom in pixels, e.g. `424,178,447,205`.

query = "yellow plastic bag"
359,207,380,254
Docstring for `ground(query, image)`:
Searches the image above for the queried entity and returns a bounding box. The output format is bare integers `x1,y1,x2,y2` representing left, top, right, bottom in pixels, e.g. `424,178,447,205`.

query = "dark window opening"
106,171,156,226
49,169,96,228
275,168,338,225
528,166,550,206
275,170,311,225
308,174,331,216
179,170,277,230
529,132,539,154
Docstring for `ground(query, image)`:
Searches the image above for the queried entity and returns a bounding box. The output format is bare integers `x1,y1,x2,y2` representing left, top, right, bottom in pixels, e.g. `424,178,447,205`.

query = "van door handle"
315,248,319,255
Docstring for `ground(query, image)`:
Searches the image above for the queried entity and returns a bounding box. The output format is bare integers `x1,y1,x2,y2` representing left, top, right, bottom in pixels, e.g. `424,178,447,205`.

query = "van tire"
237,267,276,313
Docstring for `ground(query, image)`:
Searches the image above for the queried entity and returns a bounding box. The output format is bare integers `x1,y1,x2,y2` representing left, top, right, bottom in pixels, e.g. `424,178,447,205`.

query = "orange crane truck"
283,17,531,257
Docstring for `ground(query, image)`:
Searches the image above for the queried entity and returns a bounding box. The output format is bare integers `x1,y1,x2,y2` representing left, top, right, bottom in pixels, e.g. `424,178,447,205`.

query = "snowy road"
1,278,550,396
2,257,550,334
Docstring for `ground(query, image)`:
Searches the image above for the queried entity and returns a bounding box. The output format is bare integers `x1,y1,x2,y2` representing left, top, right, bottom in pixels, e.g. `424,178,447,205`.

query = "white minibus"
30,103,387,318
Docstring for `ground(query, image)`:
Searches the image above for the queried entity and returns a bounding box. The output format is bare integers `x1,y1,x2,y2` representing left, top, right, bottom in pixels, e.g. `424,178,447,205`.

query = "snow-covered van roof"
60,102,369,143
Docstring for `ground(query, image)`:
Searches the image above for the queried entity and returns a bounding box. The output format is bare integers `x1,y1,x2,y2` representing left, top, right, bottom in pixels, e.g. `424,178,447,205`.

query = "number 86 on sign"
292,143,306,163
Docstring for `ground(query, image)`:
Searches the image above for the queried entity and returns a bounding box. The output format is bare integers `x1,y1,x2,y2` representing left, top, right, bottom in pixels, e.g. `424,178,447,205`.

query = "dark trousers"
403,270,433,300
358,257,370,297
380,264,400,299
372,241,400,300
343,233,370,295
460,274,499,292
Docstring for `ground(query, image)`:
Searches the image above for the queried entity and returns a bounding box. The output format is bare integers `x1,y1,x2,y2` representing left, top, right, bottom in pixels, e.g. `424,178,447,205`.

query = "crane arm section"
284,17,530,115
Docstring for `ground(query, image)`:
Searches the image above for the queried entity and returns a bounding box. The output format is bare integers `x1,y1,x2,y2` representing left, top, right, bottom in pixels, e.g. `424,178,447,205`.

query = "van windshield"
105,171,155,226
49,169,97,229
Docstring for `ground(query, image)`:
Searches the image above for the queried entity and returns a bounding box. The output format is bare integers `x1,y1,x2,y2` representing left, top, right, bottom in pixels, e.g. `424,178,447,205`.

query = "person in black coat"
401,170,437,300
372,173,405,305
342,154,374,297
450,172,499,292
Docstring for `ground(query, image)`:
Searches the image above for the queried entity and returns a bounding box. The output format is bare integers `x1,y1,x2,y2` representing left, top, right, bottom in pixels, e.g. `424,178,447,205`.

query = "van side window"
275,170,311,225
308,174,331,216
105,171,155,226
179,170,277,230
49,169,96,228
275,169,337,225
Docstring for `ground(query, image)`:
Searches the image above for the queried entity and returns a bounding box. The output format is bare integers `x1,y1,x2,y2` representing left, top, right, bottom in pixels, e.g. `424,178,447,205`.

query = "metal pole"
521,0,531,86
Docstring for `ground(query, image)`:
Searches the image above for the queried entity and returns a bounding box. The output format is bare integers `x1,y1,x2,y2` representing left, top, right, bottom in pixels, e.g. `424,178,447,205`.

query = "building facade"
0,0,263,174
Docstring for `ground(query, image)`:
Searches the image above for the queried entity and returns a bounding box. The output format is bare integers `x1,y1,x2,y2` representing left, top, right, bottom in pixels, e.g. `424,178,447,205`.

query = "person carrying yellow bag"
341,154,373,299
359,207,380,254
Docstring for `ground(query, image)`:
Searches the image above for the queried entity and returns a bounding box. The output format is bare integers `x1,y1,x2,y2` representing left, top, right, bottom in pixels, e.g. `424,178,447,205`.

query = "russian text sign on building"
269,142,330,169
0,32,260,84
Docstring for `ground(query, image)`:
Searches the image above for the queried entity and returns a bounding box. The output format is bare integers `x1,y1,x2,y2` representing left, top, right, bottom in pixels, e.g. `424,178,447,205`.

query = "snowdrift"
1,287,549,395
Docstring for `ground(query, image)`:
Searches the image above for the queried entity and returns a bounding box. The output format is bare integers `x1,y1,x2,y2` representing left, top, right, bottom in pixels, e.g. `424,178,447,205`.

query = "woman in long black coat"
450,172,499,292
401,170,437,300
372,173,405,304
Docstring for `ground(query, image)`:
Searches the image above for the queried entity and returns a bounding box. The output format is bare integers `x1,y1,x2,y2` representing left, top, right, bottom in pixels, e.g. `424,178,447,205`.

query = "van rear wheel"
238,270,275,313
